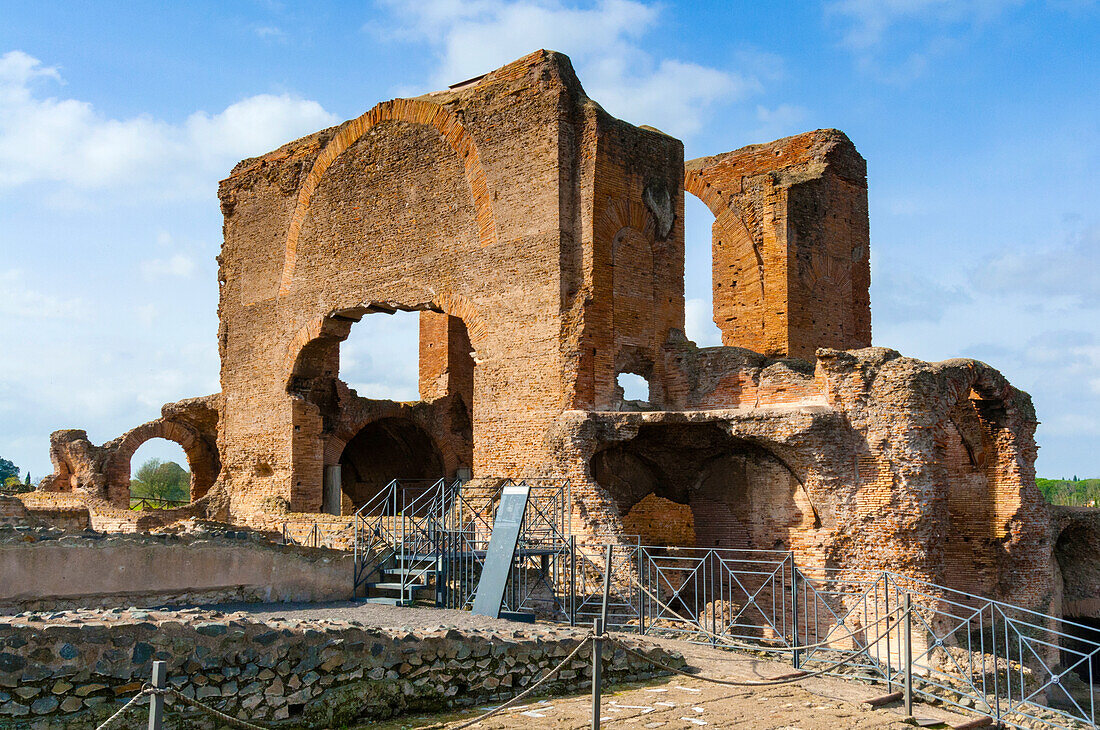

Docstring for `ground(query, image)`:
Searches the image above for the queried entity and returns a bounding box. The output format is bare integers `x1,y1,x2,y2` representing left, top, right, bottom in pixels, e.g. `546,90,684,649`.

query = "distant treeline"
1036,478,1100,507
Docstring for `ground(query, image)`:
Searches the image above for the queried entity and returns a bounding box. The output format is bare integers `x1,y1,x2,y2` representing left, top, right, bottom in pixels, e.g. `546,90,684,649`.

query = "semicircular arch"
108,420,219,504
279,99,498,295
283,289,489,386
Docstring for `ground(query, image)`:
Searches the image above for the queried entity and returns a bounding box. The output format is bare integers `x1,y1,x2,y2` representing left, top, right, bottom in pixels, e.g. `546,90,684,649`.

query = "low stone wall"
0,527,354,612
0,499,29,527
8,493,90,532
0,607,681,729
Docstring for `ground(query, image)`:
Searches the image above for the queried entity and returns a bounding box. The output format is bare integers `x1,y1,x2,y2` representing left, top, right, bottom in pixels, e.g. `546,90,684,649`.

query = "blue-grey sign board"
471,484,531,619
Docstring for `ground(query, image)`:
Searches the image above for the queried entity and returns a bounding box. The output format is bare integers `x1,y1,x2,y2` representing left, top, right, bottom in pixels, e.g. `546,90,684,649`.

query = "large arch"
590,422,814,551
683,171,766,351
279,98,498,294
336,417,446,512
104,419,220,507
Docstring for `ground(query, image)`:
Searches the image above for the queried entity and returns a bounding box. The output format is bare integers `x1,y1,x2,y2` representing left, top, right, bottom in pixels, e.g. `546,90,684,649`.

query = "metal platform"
352,478,573,615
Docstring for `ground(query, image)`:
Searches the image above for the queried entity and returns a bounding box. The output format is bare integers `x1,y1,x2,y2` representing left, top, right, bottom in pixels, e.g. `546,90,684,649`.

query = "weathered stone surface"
0,527,357,613
0,607,678,729
25,49,1094,623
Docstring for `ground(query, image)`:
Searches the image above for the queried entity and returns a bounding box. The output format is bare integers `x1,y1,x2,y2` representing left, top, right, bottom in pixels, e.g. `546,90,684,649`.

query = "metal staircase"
352,477,573,614
353,478,454,605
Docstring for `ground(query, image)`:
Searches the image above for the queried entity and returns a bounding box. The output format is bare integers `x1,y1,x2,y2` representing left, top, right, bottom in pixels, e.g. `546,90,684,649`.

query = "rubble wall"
0,608,680,729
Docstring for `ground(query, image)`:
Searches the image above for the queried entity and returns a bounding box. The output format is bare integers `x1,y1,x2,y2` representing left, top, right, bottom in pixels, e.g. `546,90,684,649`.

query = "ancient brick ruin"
35,50,1097,625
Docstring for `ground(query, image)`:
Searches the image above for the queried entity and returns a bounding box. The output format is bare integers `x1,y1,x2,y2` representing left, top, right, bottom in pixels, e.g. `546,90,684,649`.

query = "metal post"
790,554,800,669
884,573,893,693
569,536,576,627
592,618,604,729
148,660,165,730
904,593,913,717
637,544,645,636
601,543,613,630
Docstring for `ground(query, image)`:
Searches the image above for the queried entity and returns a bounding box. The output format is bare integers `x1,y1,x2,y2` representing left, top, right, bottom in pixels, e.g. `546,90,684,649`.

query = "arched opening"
614,372,653,411
591,423,811,550
108,421,219,509
339,310,420,400
337,418,446,512
287,304,477,512
128,438,190,507
1056,521,1100,682
287,306,475,414
683,193,723,347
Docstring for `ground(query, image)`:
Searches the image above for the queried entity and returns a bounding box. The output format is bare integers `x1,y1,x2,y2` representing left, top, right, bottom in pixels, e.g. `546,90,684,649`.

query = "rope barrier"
419,632,595,730
92,687,155,730
607,613,906,688
92,683,273,730
89,591,905,730
630,575,903,654
164,687,272,730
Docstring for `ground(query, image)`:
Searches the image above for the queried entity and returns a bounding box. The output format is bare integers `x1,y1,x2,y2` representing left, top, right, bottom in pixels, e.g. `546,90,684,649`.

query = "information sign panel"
471,484,531,618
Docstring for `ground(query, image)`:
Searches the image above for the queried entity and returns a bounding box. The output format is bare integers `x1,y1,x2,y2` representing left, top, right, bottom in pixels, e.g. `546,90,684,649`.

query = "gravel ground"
357,634,980,729
202,600,580,634
199,601,983,729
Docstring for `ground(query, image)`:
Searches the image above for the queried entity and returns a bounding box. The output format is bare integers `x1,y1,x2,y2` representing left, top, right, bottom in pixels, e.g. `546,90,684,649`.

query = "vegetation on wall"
1037,477,1100,507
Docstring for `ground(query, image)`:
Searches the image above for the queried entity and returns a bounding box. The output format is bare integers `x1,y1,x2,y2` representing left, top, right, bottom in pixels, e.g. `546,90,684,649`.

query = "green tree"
1037,477,1100,506
0,457,17,484
130,458,190,503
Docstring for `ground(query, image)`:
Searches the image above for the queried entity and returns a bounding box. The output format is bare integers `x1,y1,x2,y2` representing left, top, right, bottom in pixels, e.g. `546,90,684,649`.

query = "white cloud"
825,0,1032,82
340,311,420,401
378,0,757,138
827,0,1024,50
1040,413,1100,437
750,104,809,143
0,50,338,200
254,25,286,40
141,254,196,279
685,297,722,348
0,269,84,319
972,224,1100,309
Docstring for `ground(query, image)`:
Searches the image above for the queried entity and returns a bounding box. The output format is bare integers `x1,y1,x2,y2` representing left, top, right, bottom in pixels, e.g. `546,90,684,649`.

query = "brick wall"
685,130,870,361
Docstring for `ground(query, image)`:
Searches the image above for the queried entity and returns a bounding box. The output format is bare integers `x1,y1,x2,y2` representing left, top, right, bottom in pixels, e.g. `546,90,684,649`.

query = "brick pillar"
686,129,870,361
419,311,474,404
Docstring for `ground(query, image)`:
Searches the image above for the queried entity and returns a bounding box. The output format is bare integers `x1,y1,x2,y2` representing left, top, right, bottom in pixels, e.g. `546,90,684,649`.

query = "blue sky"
1,0,1097,481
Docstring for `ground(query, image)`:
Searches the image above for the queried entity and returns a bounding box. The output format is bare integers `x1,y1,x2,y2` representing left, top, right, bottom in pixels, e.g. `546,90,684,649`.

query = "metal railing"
352,478,456,600
343,482,1098,728
280,519,355,549
566,545,1100,730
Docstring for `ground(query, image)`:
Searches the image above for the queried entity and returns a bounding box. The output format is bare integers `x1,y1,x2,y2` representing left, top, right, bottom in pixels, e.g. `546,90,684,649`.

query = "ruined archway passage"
1055,519,1100,682
591,423,808,551
107,419,219,507
338,418,445,511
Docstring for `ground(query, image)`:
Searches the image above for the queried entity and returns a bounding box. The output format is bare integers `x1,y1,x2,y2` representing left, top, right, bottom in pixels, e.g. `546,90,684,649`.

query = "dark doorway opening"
1061,616,1100,683
591,423,808,551
339,418,445,511
1056,522,1100,683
